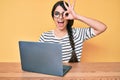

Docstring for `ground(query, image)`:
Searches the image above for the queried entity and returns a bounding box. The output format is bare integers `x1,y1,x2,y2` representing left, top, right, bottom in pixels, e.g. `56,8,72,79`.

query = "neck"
54,28,67,38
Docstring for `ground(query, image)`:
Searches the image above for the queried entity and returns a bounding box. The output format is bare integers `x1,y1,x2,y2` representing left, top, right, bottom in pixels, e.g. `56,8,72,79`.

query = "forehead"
54,5,65,12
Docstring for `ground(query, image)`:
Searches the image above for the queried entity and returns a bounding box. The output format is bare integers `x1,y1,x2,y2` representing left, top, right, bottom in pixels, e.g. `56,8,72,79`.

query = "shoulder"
72,27,85,33
72,27,86,31
72,27,93,32
40,30,54,39
72,27,95,36
72,27,90,30
41,30,53,36
40,30,54,41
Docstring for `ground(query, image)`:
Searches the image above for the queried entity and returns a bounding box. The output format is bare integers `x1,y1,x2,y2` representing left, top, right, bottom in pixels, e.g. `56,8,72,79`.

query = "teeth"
58,21,64,23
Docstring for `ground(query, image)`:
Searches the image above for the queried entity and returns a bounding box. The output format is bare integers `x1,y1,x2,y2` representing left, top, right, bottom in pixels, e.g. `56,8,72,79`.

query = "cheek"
53,18,58,24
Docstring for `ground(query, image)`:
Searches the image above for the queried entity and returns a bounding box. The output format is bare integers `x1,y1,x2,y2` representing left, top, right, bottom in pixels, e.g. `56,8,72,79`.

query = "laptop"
18,41,72,76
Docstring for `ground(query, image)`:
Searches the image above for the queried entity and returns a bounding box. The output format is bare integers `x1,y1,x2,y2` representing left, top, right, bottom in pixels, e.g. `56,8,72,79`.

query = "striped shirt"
39,27,96,62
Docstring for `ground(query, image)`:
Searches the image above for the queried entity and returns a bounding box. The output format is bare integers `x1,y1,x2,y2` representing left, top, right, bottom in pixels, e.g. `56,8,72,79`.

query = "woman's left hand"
63,0,78,20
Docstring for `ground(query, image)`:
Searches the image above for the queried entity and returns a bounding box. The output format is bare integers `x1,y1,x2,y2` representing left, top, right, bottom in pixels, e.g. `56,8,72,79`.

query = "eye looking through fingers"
63,11,69,18
65,12,69,17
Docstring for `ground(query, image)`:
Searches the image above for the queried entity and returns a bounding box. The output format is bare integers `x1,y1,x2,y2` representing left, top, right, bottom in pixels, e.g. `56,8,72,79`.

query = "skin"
53,0,107,38
53,5,68,38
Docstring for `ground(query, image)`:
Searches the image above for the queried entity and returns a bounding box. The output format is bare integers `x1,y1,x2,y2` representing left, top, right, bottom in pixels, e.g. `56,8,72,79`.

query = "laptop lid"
19,41,71,76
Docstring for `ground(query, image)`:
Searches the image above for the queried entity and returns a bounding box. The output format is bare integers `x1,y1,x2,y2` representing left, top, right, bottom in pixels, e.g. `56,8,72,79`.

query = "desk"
0,62,120,80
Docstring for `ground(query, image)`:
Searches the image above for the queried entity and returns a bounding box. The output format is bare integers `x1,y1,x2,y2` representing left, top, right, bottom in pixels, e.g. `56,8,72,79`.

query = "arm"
63,0,107,35
74,15,107,35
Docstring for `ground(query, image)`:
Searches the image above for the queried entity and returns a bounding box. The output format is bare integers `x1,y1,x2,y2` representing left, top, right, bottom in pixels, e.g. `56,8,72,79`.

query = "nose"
59,14,63,19
59,12,64,19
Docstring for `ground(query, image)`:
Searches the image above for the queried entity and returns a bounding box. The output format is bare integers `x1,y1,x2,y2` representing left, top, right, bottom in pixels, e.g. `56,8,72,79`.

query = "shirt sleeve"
83,27,96,40
74,27,96,41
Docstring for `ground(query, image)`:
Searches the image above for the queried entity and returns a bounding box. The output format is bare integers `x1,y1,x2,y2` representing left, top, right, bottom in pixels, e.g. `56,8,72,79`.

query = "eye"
65,13,69,17
54,11,60,17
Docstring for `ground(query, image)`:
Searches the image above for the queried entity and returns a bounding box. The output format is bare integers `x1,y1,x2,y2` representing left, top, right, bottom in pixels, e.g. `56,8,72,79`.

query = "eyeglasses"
54,11,69,18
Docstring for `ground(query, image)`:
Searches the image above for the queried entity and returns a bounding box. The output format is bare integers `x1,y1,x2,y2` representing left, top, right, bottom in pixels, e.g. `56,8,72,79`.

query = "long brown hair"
51,1,78,62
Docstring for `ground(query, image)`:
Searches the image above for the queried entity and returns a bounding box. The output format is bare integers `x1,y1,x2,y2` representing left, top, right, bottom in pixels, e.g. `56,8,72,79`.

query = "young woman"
40,0,107,63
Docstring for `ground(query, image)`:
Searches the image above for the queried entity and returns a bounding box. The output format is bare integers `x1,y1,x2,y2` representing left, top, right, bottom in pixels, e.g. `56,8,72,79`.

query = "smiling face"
53,5,68,31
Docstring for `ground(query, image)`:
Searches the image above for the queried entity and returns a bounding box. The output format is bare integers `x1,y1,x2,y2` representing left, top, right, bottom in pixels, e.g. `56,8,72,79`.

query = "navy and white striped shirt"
39,27,96,62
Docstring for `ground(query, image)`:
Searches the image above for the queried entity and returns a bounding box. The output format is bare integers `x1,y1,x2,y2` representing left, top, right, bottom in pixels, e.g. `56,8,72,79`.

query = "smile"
57,21,64,27
58,21,64,24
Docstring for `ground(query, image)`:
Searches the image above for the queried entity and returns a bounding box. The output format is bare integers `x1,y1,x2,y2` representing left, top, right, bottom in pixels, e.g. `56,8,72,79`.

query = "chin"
57,26,66,31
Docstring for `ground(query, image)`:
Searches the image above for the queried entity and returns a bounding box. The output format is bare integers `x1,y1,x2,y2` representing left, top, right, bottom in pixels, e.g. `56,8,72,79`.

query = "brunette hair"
51,1,78,62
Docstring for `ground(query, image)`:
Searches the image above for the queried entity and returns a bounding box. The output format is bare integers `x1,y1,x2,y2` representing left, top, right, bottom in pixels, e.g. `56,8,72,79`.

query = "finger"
63,1,68,9
68,0,71,6
63,11,69,19
72,0,76,8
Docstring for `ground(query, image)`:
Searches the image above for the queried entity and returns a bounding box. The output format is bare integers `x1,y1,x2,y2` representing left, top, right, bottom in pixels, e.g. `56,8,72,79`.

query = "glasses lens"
54,11,60,18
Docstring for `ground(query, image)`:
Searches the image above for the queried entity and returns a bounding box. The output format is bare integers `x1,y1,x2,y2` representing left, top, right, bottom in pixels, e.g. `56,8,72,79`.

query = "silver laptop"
19,41,72,76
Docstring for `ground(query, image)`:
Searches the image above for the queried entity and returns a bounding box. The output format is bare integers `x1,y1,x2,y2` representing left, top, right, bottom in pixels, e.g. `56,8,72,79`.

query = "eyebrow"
54,11,65,13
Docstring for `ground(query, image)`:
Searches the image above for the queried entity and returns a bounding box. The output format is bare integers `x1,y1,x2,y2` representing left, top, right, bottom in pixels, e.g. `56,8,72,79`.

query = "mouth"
57,21,64,27
58,21,64,23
